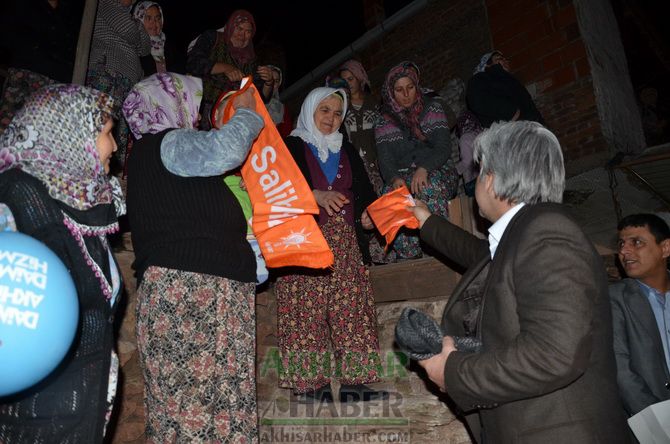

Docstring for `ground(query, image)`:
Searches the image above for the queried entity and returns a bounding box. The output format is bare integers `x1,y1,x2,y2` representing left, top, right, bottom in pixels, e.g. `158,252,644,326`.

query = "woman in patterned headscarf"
123,72,264,442
186,9,275,129
0,84,124,443
133,1,184,76
374,61,458,260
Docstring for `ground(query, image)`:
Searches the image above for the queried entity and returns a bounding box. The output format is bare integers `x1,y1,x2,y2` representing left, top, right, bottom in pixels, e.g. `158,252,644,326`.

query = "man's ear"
661,238,670,259
484,173,495,194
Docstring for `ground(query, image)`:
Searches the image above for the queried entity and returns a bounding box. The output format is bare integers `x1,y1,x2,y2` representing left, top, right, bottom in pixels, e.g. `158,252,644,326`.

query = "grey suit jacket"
421,203,630,444
610,279,670,415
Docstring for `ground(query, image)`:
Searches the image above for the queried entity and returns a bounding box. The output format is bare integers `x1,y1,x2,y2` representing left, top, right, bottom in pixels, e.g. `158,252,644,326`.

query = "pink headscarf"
381,62,426,141
339,59,371,92
222,10,256,67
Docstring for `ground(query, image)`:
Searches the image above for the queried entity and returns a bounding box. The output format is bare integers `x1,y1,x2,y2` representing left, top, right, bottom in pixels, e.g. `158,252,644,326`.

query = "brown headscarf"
222,10,256,67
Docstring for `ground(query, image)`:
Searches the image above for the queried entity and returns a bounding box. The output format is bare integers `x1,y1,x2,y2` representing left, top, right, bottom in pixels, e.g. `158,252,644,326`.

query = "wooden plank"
370,257,461,303
72,0,99,85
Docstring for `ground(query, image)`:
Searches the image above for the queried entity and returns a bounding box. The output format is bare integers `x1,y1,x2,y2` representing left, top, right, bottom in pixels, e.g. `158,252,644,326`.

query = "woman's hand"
232,89,256,112
256,65,274,85
361,210,374,230
213,62,244,81
410,167,428,195
313,190,349,216
407,199,432,228
391,177,405,190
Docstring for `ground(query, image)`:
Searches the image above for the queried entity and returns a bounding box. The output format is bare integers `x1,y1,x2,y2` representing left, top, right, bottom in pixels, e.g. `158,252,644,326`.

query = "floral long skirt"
275,216,383,393
85,68,133,169
383,162,459,259
136,266,257,443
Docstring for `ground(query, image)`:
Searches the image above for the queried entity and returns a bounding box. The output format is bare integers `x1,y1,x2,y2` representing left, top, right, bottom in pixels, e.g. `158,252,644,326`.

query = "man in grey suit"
409,121,629,443
611,213,670,416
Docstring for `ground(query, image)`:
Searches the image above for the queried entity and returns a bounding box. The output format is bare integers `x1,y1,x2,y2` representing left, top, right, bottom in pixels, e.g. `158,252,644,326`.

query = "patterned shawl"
133,1,166,66
122,73,203,139
290,87,348,163
222,10,256,67
0,84,123,213
381,62,426,141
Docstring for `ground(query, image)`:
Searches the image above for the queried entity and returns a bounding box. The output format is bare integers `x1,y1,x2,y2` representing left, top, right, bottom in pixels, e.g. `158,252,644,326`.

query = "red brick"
497,32,529,56
515,63,543,83
541,51,563,73
564,22,581,41
492,17,525,44
574,57,591,78
553,4,577,28
550,65,577,90
519,4,551,30
560,40,586,62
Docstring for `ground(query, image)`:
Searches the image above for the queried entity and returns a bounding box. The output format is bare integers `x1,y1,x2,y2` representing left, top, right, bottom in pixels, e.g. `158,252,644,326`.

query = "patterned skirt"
274,216,383,393
383,162,459,259
136,266,257,443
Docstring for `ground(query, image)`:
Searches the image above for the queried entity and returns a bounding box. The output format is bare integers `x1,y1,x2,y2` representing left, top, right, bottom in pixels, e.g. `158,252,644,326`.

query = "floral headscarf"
0,84,122,212
222,10,256,67
339,59,371,92
290,87,348,163
122,73,203,139
381,62,426,141
133,1,166,67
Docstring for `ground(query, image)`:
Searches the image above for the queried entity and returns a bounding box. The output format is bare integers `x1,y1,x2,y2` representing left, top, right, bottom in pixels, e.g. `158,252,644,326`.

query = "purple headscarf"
339,59,371,92
122,73,203,139
0,84,121,212
381,62,426,141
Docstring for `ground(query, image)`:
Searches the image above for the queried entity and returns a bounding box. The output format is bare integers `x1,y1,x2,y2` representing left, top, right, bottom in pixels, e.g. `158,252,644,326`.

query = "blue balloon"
0,231,79,397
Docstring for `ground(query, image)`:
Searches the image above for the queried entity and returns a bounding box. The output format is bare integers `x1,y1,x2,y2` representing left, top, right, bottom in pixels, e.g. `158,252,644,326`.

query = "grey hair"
473,121,565,204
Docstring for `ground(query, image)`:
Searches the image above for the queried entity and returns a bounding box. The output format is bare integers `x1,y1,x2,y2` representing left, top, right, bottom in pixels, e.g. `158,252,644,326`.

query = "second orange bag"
366,184,420,248
222,78,333,269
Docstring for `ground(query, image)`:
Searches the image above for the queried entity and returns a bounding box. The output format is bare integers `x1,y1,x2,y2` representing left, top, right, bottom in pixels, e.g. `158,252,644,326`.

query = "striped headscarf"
122,73,203,139
0,84,122,212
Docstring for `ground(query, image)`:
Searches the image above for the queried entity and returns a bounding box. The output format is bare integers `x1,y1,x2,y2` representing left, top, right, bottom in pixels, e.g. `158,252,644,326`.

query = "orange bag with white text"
222,78,333,269
366,185,419,248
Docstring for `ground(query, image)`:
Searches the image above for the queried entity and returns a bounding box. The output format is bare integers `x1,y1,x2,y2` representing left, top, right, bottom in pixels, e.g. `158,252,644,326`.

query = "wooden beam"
72,0,99,84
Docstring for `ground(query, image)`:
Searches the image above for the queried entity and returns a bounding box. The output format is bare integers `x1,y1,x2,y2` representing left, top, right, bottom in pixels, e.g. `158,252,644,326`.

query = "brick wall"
286,0,639,175
487,0,609,173
285,0,491,117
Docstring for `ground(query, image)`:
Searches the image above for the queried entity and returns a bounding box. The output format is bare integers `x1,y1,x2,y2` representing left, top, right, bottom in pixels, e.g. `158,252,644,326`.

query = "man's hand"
411,167,428,195
407,199,432,229
418,336,457,392
313,190,350,216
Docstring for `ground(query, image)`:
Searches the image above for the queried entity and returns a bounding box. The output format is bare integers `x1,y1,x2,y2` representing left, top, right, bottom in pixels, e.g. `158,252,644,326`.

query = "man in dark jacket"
610,213,670,416
409,121,629,443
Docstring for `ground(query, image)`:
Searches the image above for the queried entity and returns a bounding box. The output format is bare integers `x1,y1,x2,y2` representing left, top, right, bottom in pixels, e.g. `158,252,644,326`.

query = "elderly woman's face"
142,6,162,36
313,95,344,135
230,21,253,48
393,76,417,109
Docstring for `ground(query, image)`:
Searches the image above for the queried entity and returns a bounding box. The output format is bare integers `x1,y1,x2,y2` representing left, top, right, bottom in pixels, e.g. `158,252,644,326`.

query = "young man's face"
617,225,670,283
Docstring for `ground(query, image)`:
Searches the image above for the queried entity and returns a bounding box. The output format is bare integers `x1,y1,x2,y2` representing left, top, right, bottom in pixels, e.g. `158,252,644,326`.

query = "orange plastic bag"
366,185,419,248
222,78,333,269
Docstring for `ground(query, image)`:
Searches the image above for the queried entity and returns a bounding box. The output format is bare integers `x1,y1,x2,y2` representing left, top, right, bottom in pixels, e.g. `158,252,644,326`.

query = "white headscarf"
133,1,165,65
290,87,348,163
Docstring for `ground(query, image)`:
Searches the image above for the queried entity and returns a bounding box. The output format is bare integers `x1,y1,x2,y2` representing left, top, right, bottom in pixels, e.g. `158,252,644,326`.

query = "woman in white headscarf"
275,87,388,403
133,1,184,75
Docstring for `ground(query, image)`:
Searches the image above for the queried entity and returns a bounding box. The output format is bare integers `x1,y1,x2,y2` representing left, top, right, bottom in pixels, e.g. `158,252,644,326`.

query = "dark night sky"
157,0,370,85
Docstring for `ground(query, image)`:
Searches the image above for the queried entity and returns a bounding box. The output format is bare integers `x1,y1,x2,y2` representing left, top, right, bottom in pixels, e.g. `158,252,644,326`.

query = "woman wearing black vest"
123,73,263,442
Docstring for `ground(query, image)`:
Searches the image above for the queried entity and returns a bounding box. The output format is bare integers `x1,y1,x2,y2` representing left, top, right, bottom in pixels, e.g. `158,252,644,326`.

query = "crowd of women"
0,1,545,442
